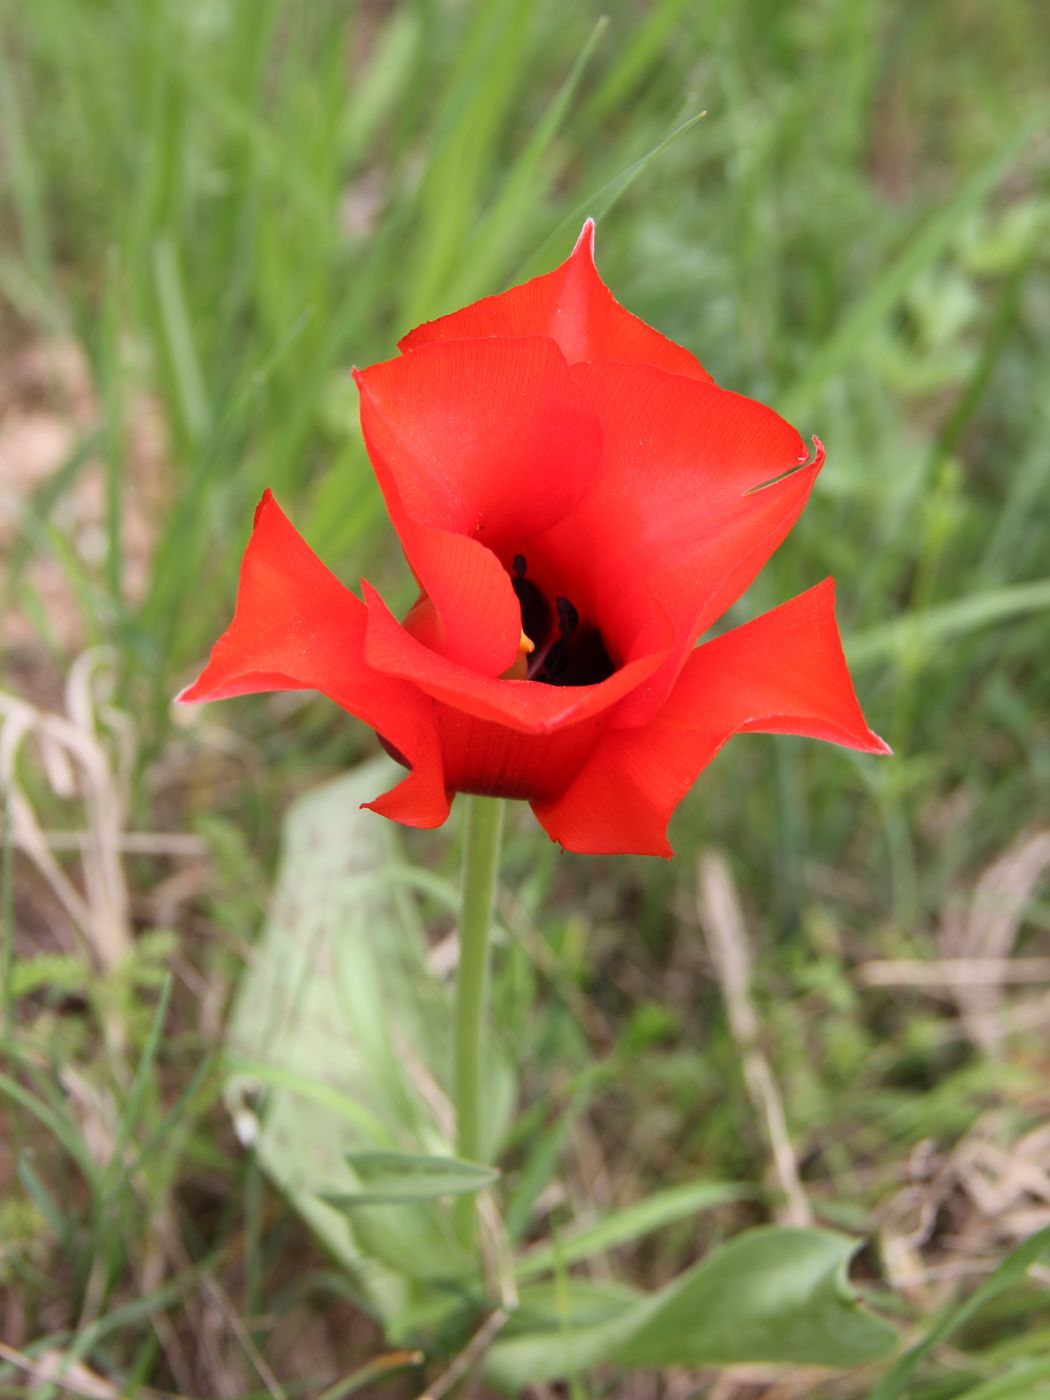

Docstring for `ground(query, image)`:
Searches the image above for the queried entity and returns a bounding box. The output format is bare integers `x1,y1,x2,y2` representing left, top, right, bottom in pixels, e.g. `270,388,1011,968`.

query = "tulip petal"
533,579,889,856
544,360,824,727
178,491,450,828
355,336,603,676
433,706,613,803
361,580,672,734
399,220,712,381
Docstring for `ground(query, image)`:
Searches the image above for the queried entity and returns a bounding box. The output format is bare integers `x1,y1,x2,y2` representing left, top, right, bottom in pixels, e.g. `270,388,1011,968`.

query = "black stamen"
556,596,578,641
511,557,550,653
555,626,615,687
508,558,615,688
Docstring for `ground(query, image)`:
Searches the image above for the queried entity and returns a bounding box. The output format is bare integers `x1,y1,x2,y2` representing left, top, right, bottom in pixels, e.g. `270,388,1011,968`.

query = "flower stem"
453,795,505,1237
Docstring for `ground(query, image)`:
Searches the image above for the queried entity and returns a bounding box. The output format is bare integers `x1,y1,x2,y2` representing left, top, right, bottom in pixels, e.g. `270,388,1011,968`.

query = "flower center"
510,554,615,687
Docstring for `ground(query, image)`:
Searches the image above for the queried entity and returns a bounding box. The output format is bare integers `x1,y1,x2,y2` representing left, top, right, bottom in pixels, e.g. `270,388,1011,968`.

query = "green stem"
453,796,505,1235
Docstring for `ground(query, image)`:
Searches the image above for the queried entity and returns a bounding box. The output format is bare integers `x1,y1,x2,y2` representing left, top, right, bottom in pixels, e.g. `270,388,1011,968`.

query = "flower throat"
511,554,614,687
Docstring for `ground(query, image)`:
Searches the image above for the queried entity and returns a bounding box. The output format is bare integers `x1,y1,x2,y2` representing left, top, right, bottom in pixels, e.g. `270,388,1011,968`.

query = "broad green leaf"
225,759,514,1320
516,1179,751,1281
326,1151,500,1206
618,1227,895,1368
487,1226,897,1389
514,1279,642,1330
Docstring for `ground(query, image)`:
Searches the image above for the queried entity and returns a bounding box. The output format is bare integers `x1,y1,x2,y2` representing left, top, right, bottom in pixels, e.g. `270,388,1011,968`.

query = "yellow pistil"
501,629,535,681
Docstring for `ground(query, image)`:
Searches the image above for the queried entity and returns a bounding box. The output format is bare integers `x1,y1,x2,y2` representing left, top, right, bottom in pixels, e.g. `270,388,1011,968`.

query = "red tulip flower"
179,223,887,855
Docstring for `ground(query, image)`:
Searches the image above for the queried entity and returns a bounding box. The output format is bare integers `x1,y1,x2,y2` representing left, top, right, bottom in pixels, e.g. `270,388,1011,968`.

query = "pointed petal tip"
253,487,276,527
361,788,452,830
572,217,596,261
175,671,219,705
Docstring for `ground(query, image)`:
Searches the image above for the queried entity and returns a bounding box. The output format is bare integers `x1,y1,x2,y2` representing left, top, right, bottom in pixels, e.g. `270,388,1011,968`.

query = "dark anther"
555,626,615,687
507,554,615,688
510,555,551,652
555,596,578,641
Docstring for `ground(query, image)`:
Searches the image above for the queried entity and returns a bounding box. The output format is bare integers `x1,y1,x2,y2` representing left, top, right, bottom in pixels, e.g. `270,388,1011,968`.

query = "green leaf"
224,758,515,1320
516,1179,751,1281
513,1278,642,1330
487,1226,897,1388
325,1151,500,1206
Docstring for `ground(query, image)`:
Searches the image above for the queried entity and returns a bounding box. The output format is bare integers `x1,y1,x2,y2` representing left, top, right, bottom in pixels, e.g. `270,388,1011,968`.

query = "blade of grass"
783,104,1049,415
523,110,708,275
441,16,609,305
869,1223,1050,1400
151,238,211,446
847,579,1050,668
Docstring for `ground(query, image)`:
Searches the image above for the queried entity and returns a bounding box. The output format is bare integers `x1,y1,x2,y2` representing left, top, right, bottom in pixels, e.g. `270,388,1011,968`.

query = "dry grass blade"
938,829,1050,1051
856,957,1050,988
202,1277,290,1400
697,850,812,1227
0,1340,180,1400
1,651,132,970
952,1114,1050,1239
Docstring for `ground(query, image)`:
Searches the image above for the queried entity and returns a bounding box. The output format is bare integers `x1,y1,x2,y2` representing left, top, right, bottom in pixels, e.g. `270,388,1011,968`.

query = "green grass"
2,0,1050,1395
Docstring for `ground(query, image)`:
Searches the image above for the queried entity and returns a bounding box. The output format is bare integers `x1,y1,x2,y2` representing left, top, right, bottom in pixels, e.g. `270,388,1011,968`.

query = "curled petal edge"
399,220,713,382
533,578,890,856
177,490,451,829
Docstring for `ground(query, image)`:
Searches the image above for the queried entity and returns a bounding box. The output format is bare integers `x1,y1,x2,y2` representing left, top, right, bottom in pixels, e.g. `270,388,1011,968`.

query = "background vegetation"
2,0,1049,1395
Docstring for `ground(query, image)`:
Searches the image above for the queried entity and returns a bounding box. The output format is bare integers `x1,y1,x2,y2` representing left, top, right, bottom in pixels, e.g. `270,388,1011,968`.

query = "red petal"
533,579,889,856
178,491,450,828
361,580,672,734
355,336,602,675
434,705,609,803
540,361,824,727
399,221,712,381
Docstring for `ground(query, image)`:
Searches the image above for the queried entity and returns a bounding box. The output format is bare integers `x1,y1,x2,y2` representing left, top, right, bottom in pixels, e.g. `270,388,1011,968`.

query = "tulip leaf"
325,1151,500,1206
515,1179,752,1282
224,758,515,1320
487,1226,897,1389
512,1279,642,1331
